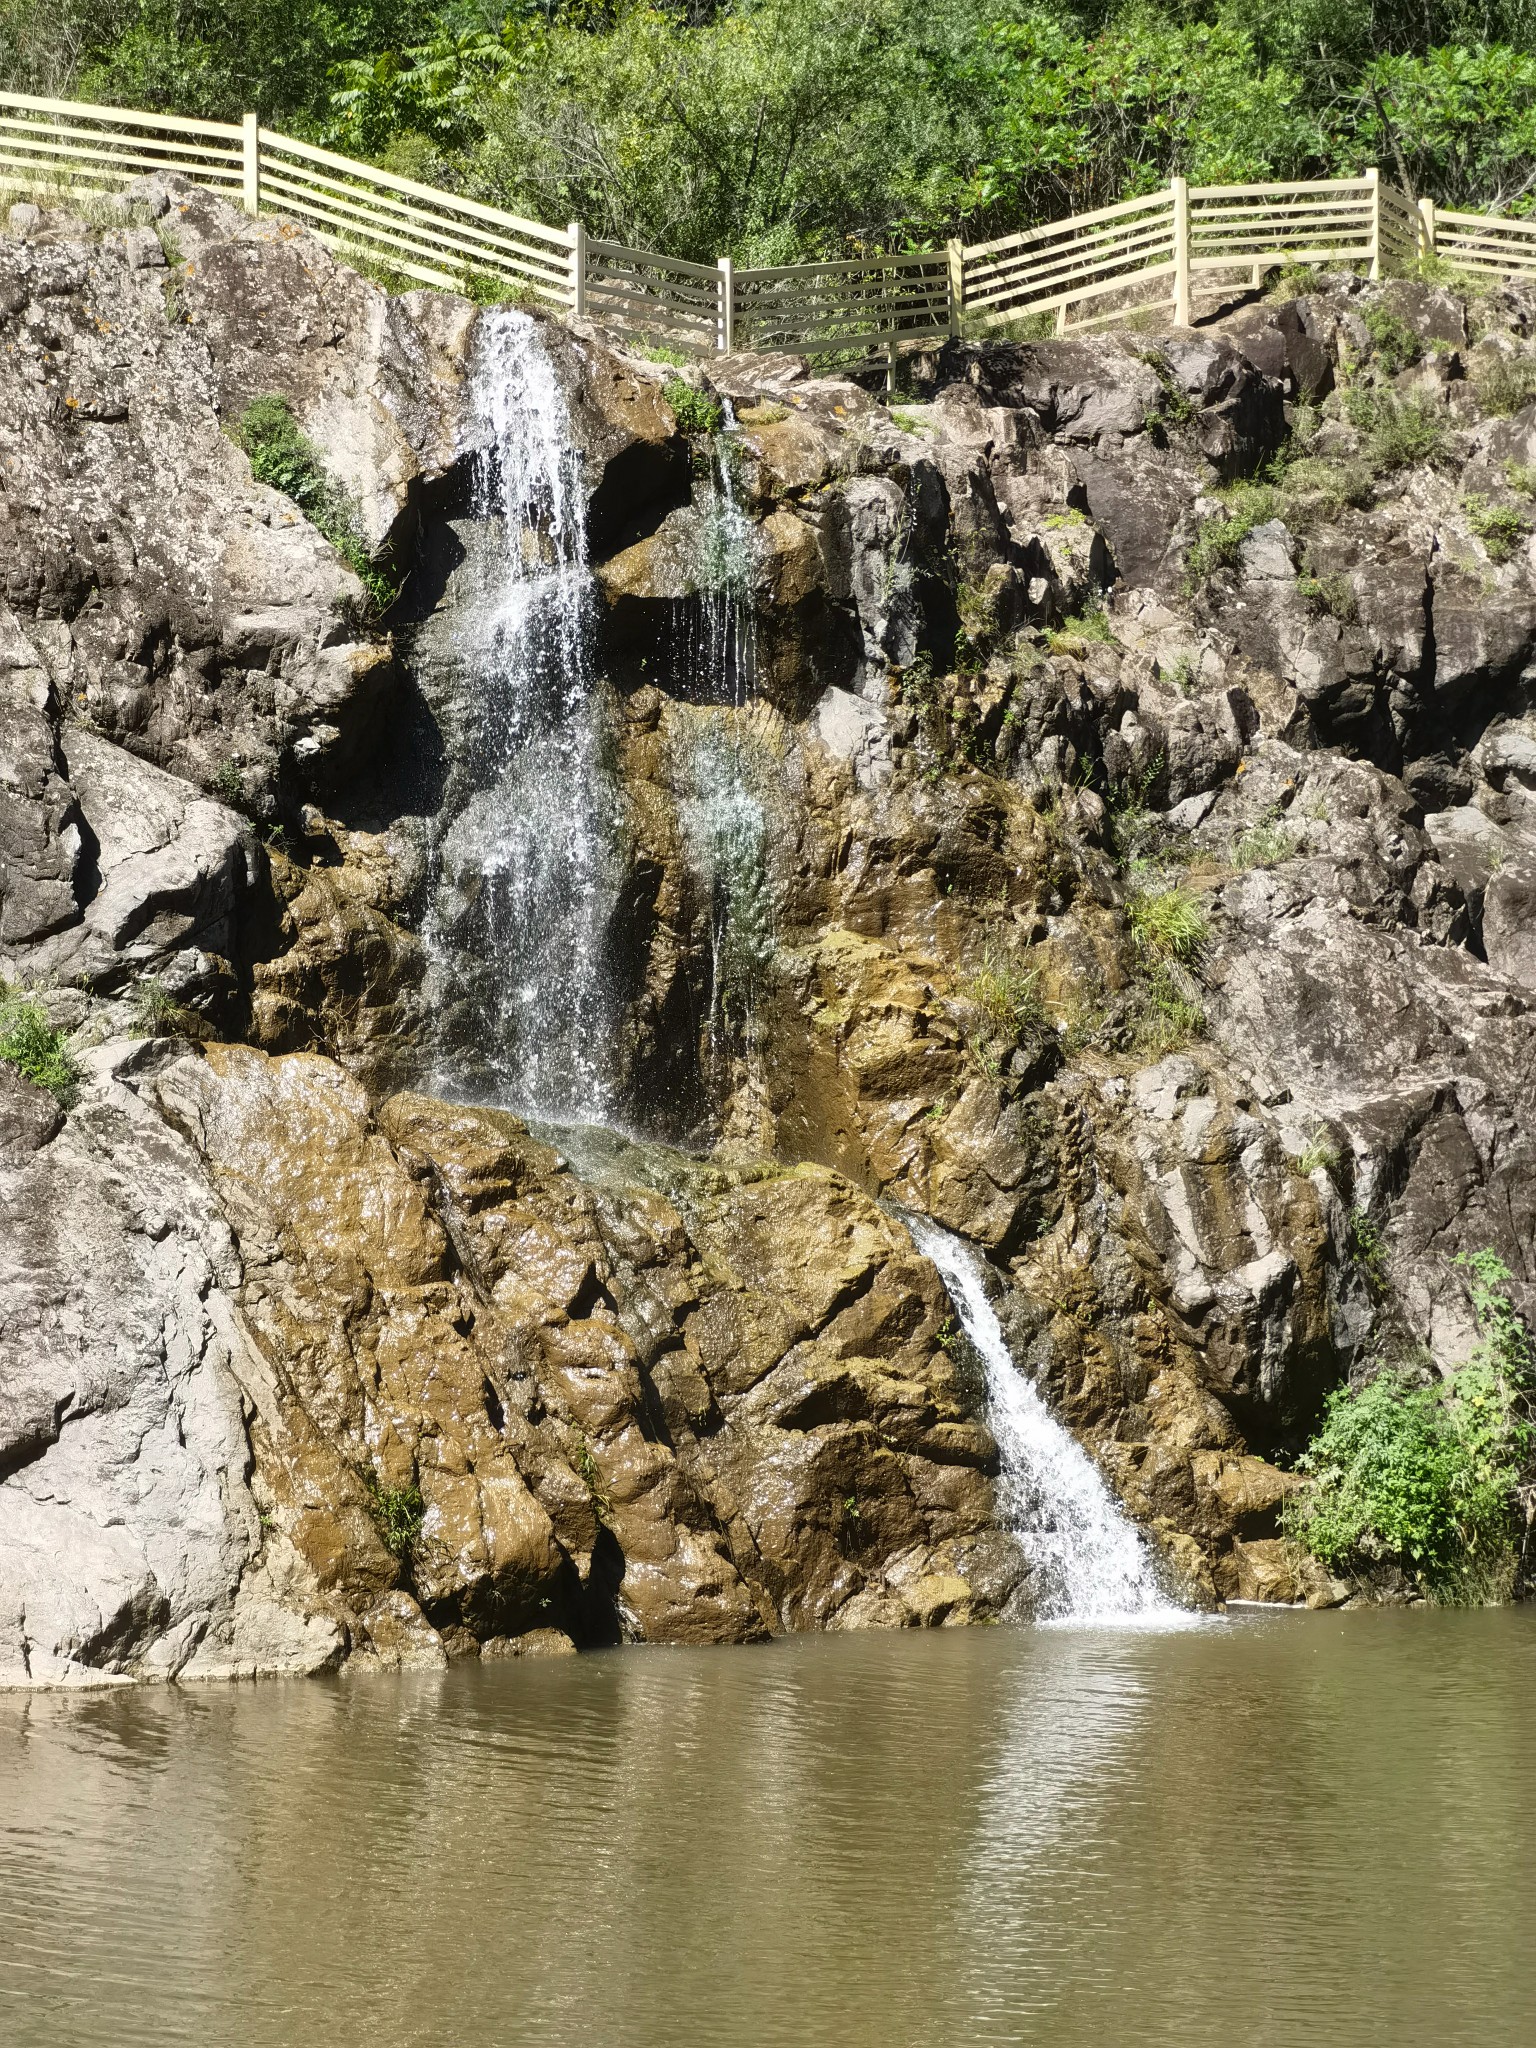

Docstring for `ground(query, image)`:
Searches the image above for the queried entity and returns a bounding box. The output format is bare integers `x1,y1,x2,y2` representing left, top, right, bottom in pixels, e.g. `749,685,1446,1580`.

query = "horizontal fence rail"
585,240,725,349
733,252,952,353
7,91,1536,360
963,188,1179,334
0,91,244,199
256,130,574,302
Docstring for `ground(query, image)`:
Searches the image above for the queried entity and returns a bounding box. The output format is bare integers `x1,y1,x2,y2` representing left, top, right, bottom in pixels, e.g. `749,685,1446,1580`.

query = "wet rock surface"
6,187,1536,1680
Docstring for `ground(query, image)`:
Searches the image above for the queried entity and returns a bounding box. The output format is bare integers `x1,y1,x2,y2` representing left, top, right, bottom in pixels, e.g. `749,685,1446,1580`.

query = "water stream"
906,1218,1177,1623
425,309,622,1119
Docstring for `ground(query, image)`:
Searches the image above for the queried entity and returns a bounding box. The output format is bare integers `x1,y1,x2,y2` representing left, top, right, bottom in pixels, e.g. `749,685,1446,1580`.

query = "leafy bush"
1127,883,1208,962
1276,455,1375,524
1344,387,1451,471
1472,351,1536,418
1286,1249,1533,1600
363,1474,425,1559
963,948,1042,1038
1233,810,1297,870
1360,301,1422,374
1463,491,1528,562
231,396,395,612
0,989,80,1107
1183,483,1278,588
1296,569,1358,620
663,378,725,438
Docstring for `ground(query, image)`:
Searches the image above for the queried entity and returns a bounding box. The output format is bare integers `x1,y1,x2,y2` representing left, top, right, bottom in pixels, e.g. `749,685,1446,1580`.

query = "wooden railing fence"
5,89,1536,361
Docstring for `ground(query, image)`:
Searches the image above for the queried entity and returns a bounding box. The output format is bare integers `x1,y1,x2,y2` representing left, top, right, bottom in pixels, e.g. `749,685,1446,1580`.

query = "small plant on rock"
1296,1127,1342,1178
0,989,80,1107
963,947,1042,1039
663,378,725,437
1127,883,1208,963
212,756,246,809
1233,808,1297,871
1045,604,1114,654
232,397,396,613
1296,569,1358,621
1183,483,1279,588
131,978,187,1038
1360,302,1422,375
363,1473,425,1560
1472,351,1536,418
1276,455,1375,525
1463,493,1528,564
1344,388,1451,471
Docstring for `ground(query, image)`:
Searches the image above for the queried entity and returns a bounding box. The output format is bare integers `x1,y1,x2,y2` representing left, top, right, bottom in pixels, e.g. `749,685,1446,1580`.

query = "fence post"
718,255,734,353
1171,175,1191,326
241,113,260,217
568,222,587,317
1367,166,1382,280
1419,195,1437,263
946,237,964,338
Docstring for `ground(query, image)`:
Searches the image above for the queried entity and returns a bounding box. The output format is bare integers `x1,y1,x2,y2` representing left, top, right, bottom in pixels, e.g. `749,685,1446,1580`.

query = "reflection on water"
1,1613,1533,2048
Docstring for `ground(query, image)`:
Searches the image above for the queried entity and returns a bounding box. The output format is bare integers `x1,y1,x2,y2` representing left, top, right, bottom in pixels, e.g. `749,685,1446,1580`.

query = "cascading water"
675,431,777,1080
905,1218,1178,1625
426,309,623,1119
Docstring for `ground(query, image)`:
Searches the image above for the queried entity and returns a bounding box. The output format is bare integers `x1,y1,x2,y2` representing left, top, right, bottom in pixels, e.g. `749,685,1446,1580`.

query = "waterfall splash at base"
906,1218,1183,1626
426,309,622,1120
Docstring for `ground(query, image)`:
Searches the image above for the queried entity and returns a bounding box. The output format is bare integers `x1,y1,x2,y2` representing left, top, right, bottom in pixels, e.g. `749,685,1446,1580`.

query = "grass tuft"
0,989,80,1108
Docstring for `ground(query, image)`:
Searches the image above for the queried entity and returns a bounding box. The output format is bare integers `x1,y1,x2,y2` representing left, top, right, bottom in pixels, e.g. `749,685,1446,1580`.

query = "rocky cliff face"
5,174,1535,1681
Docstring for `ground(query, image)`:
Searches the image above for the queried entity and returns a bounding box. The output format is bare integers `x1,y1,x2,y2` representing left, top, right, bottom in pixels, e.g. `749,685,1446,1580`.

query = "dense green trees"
5,1,1536,257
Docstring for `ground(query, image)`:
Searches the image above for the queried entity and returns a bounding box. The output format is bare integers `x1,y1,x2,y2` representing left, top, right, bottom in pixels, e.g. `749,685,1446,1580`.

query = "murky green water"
1,1612,1532,2047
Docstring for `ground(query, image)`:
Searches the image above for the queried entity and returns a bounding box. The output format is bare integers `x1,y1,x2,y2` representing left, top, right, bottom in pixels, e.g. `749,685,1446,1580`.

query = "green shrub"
231,397,395,613
663,378,725,437
1276,456,1375,524
1463,492,1528,563
1045,605,1114,653
1296,569,1358,621
1285,1251,1532,1601
1233,811,1296,870
1183,483,1278,588
363,1474,425,1560
1127,883,1208,962
1360,302,1422,375
1344,388,1451,471
0,990,80,1107
963,948,1042,1038
1472,352,1536,418
211,756,245,809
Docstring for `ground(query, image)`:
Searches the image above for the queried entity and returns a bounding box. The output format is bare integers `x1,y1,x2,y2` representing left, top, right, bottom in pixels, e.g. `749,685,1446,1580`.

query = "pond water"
1,1611,1532,2047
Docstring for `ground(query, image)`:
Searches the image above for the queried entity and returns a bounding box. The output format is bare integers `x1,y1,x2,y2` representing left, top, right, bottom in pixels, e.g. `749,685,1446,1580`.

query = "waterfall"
676,434,775,1081
426,309,622,1119
905,1219,1178,1624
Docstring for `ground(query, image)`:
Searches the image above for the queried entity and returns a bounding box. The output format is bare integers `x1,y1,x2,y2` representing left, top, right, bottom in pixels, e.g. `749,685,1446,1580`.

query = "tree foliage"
8,0,1536,261
1285,1251,1535,1601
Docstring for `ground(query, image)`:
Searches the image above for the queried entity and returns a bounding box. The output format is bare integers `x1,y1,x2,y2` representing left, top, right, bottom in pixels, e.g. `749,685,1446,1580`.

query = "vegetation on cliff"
7,1,1536,262
1285,1254,1536,1602
0,989,80,1107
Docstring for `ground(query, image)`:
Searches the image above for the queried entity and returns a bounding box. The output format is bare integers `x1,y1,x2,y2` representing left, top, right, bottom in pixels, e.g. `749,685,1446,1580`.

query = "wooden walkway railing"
3,89,1535,359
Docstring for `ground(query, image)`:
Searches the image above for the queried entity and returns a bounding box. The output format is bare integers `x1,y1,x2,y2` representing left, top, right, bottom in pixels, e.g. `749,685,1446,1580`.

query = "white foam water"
427,309,622,1118
906,1218,1182,1626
